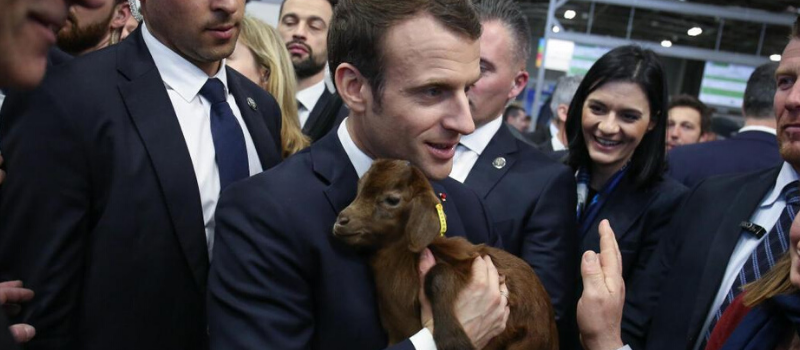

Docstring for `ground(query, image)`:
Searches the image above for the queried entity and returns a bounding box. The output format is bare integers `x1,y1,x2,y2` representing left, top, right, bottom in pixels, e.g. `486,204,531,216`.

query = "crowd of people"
0,0,798,349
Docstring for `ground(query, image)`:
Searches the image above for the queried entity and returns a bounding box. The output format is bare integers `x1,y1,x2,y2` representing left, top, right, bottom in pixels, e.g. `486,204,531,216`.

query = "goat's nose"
337,215,350,226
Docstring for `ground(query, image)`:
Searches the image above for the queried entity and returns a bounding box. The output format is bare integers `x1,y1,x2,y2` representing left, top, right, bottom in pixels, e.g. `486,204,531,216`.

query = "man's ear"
335,63,369,114
557,104,569,123
110,2,132,30
507,69,529,100
406,193,442,253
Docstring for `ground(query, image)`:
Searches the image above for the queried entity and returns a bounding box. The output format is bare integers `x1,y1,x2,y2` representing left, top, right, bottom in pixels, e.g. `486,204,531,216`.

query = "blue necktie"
199,78,249,191
701,181,800,346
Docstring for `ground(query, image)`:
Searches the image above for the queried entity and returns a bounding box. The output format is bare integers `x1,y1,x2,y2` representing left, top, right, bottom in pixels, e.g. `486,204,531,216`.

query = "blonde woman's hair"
238,16,310,158
743,253,798,307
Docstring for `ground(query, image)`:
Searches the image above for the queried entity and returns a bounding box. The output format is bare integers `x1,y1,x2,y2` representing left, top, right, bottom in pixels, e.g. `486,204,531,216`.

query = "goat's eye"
384,195,401,207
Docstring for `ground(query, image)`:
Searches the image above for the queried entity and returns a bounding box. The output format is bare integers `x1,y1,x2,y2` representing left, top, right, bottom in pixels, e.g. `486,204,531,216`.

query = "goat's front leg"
424,263,475,350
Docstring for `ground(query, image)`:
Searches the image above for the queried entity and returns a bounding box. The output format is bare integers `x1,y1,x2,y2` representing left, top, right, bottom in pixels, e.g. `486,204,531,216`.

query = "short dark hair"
565,45,668,190
794,15,799,39
472,0,531,64
279,0,338,18
743,62,778,120
669,94,712,134
328,0,482,103
504,105,525,120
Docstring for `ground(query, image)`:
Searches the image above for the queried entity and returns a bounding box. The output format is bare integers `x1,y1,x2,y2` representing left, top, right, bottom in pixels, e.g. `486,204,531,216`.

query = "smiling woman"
564,45,689,346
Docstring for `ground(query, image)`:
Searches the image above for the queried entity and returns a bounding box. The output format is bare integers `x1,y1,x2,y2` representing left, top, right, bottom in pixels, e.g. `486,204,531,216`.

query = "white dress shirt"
142,23,263,258
297,79,326,129
738,125,777,135
693,161,799,350
337,118,437,350
548,121,566,151
449,117,503,183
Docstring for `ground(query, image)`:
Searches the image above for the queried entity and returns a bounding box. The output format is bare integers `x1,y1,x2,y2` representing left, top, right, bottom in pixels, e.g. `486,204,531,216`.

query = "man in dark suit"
0,0,283,349
504,104,530,133
0,0,103,348
450,0,579,347
208,0,512,349
622,18,800,350
536,75,582,153
668,62,782,188
278,0,348,141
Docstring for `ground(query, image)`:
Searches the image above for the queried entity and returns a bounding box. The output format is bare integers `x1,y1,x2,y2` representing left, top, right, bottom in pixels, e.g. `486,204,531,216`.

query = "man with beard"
0,0,283,349
623,16,800,350
57,0,131,56
278,0,347,141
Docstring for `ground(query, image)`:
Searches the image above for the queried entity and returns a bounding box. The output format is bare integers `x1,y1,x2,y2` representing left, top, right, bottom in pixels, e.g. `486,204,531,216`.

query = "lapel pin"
492,157,506,169
439,192,447,202
247,97,258,111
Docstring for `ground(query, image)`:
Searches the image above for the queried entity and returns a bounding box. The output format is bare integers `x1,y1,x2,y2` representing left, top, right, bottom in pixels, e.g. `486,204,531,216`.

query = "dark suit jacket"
627,167,780,350
0,313,19,350
302,88,349,142
463,123,579,348
536,138,554,152
0,28,282,350
0,46,72,350
208,131,500,350
579,176,687,348
667,130,781,188
527,124,551,145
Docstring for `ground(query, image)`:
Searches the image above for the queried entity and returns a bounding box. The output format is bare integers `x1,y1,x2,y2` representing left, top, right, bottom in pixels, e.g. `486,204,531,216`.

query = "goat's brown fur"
333,159,558,350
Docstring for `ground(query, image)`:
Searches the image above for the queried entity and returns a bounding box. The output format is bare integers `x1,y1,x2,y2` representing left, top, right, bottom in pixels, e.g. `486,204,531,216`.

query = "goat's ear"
406,193,441,253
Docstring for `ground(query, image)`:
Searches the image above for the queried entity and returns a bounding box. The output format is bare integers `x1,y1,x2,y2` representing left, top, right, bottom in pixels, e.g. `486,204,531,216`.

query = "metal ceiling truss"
531,0,794,119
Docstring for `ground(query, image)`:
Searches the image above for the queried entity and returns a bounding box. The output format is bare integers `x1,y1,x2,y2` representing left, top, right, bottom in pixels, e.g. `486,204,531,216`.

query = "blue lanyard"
579,167,628,237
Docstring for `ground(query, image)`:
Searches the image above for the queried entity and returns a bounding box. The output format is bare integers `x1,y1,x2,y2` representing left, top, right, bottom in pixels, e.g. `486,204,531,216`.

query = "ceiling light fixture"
687,27,703,36
661,40,673,48
564,10,576,19
552,25,561,33
770,54,782,62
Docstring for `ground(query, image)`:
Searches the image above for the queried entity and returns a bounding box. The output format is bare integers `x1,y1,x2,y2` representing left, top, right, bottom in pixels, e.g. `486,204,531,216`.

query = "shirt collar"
738,125,777,135
337,117,374,178
141,22,229,102
551,134,567,151
549,122,559,139
296,79,326,111
460,117,503,155
761,161,800,207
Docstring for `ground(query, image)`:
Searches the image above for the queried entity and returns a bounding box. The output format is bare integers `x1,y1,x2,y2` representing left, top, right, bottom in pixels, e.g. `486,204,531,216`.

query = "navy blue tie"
701,181,800,346
199,78,249,191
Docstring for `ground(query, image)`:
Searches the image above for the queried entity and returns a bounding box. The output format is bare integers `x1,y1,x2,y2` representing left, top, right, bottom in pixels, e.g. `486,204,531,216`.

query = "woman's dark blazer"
581,176,688,280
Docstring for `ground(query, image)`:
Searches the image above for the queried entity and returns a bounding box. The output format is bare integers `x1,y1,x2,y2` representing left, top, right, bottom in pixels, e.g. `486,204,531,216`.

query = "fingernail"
584,252,597,262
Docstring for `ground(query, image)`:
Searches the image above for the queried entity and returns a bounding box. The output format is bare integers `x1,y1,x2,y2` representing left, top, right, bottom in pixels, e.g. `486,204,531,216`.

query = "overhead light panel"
687,27,703,36
770,54,781,62
552,25,561,33
661,40,673,48
564,10,576,19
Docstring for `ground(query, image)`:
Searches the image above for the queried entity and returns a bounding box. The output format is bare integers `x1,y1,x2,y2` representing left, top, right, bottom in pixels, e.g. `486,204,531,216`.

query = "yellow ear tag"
435,203,447,237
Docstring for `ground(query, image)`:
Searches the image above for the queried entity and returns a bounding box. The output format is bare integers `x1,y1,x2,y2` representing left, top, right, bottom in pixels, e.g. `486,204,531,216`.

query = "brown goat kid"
333,159,557,350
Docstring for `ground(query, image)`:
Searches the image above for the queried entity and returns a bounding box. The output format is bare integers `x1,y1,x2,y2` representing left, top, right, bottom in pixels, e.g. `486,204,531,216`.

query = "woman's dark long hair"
565,45,669,190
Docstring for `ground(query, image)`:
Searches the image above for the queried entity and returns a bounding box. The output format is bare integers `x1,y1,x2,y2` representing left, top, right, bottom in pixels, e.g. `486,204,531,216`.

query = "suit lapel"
312,132,359,214
429,182,468,238
117,29,209,290
226,68,281,169
582,179,651,242
687,167,781,340
464,125,518,198
302,88,331,134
